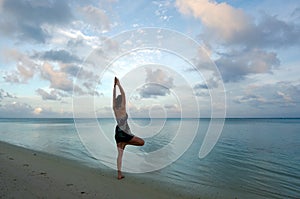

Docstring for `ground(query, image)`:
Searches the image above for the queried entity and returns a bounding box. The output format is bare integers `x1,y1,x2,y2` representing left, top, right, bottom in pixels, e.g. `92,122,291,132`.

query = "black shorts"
115,125,134,143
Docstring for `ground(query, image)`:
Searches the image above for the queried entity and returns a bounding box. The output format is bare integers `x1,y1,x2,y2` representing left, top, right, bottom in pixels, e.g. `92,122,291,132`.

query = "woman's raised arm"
117,80,126,109
113,79,117,109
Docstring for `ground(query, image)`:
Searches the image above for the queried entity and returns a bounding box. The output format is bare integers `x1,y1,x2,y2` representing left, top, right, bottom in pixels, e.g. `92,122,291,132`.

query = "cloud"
189,47,280,83
139,68,174,98
0,102,33,117
276,81,300,105
145,68,173,87
153,0,173,22
215,48,280,82
2,49,37,83
194,83,208,90
0,101,71,117
0,0,73,43
193,76,219,96
194,76,219,90
234,81,300,108
126,103,181,118
36,88,60,101
234,94,267,107
39,62,100,97
292,7,300,19
246,13,300,48
176,0,251,43
1,48,97,98
61,63,101,96
0,89,15,100
1,46,98,98
79,5,110,32
33,49,81,63
164,104,181,117
276,91,293,103
176,0,299,87
61,64,99,81
60,27,102,49
176,0,300,48
33,107,43,115
61,64,81,77
139,84,170,98
40,62,73,92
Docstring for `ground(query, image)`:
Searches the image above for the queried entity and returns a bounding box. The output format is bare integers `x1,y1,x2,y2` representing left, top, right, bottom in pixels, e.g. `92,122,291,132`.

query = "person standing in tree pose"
113,77,145,179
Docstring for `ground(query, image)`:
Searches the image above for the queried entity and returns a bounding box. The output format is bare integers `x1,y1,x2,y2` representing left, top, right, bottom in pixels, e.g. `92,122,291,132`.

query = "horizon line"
0,117,299,119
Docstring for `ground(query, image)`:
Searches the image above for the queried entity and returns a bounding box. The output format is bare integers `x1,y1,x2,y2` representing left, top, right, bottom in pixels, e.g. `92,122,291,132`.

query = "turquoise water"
0,118,299,198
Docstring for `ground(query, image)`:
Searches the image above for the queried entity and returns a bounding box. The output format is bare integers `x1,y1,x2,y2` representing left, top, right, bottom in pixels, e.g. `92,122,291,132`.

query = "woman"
113,77,144,180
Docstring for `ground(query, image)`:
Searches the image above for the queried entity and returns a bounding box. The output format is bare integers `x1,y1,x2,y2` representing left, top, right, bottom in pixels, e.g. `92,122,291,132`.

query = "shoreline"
0,141,194,199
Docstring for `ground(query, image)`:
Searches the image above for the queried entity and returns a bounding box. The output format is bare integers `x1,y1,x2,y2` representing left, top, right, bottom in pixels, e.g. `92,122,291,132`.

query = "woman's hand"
114,77,120,86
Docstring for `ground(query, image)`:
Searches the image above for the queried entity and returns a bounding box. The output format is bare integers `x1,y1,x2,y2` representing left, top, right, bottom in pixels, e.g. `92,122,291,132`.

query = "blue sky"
0,0,299,118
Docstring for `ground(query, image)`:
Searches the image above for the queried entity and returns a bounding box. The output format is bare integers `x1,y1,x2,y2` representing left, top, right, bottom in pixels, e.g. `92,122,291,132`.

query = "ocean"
0,118,299,198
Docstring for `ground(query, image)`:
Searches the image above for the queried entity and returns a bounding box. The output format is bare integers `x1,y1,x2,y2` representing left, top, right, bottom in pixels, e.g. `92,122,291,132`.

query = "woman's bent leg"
128,136,145,146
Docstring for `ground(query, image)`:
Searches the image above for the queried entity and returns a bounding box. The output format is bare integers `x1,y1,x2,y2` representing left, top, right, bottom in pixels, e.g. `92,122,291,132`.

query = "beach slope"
0,141,185,199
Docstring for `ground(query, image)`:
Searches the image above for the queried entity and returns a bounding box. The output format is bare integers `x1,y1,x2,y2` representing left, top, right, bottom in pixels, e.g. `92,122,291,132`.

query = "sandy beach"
0,141,191,199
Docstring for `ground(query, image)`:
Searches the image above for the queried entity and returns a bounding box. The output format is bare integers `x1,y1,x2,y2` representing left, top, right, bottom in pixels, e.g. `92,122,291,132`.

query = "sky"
0,0,299,118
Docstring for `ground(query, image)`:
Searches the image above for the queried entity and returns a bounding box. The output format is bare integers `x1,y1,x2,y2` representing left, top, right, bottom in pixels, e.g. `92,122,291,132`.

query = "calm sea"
0,118,299,199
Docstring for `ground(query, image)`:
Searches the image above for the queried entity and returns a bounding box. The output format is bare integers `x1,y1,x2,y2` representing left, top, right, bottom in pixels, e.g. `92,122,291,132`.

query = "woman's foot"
117,170,125,180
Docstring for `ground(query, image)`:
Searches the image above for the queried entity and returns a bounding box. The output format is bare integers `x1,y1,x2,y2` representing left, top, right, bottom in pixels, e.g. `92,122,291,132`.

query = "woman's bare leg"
127,136,145,146
117,142,126,179
116,138,144,179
